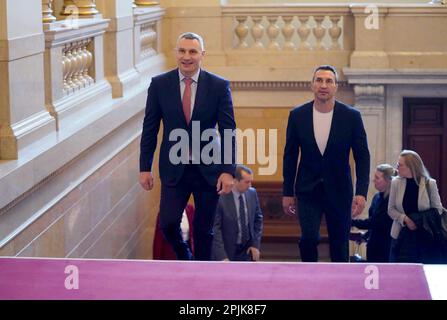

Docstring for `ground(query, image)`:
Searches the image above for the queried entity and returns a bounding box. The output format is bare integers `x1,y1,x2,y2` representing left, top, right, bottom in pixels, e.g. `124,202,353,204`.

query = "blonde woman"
388,150,444,262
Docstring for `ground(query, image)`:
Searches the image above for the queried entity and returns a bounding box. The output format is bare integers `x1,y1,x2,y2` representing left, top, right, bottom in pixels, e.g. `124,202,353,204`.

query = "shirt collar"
232,187,246,200
179,69,200,83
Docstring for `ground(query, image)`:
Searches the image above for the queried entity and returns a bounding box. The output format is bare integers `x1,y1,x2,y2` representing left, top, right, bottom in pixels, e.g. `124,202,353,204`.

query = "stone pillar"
355,84,386,175
349,5,389,68
0,0,56,159
345,67,388,209
42,0,57,23
95,0,140,98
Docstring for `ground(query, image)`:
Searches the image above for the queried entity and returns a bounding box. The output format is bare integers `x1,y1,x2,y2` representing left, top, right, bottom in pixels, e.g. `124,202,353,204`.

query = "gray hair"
177,32,205,51
376,163,397,181
376,163,397,197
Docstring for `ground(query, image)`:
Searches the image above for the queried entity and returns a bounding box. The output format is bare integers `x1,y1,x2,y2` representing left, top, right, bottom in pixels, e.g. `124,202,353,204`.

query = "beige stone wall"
0,0,165,259
0,137,160,259
161,1,447,71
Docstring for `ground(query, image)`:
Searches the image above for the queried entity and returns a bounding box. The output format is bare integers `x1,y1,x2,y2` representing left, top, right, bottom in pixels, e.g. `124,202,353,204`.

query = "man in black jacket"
282,65,370,262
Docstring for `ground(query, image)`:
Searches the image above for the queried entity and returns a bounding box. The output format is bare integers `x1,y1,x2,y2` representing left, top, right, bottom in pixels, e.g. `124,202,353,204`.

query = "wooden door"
403,98,447,205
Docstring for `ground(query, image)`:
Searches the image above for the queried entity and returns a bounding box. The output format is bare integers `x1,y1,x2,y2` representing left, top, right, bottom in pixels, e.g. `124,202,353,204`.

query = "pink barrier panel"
0,257,431,300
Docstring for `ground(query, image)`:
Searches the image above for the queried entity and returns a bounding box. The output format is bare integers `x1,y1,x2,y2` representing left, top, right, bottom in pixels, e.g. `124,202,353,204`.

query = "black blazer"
352,192,392,262
283,100,370,211
140,69,236,186
212,188,263,261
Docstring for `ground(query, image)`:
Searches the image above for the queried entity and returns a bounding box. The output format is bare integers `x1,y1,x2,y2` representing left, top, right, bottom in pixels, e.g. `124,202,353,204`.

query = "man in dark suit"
212,165,263,261
139,32,236,261
282,65,370,262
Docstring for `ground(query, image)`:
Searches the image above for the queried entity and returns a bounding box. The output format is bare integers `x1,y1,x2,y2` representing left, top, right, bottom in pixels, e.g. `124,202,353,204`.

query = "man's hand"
139,172,154,191
351,195,366,218
282,196,296,216
216,173,234,195
247,247,260,261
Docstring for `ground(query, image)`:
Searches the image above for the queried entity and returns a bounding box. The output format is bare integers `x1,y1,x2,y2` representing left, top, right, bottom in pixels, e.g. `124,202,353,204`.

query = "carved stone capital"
353,85,385,108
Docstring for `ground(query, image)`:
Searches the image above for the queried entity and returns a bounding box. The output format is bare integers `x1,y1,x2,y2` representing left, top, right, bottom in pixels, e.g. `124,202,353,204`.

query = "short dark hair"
312,65,338,83
234,165,253,181
177,32,205,51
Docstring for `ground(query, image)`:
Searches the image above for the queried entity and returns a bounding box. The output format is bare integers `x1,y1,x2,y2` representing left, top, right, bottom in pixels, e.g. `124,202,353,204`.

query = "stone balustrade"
133,5,165,75
222,5,350,51
43,18,110,129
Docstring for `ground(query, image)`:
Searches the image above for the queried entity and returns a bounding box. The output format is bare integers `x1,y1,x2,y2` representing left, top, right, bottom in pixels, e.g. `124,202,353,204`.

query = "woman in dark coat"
352,164,396,262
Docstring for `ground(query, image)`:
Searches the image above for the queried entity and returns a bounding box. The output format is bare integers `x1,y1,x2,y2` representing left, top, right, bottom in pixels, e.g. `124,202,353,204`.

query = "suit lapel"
191,70,209,123
170,69,188,127
246,191,253,225
225,191,238,223
322,102,339,157
304,103,322,156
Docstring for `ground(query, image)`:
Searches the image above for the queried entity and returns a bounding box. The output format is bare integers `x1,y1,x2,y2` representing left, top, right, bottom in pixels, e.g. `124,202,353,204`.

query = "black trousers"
297,183,351,262
159,165,219,261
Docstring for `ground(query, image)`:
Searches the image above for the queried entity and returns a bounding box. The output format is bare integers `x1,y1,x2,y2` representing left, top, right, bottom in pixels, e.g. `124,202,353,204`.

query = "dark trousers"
159,165,219,261
389,238,399,262
297,185,351,262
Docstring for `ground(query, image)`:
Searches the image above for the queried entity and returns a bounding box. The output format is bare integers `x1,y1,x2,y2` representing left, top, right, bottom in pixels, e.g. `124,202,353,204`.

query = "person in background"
351,164,396,262
153,204,195,260
388,150,444,263
212,165,263,261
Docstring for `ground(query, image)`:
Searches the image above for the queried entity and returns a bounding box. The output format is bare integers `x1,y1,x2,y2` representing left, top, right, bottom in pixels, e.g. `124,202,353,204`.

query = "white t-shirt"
313,106,334,156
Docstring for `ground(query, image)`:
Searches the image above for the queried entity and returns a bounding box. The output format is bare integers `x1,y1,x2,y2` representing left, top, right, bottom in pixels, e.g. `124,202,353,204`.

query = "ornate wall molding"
231,80,349,91
353,84,385,108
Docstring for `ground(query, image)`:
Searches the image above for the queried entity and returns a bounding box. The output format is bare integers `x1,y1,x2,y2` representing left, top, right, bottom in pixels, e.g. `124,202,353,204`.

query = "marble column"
0,0,56,159
95,0,140,98
349,5,389,68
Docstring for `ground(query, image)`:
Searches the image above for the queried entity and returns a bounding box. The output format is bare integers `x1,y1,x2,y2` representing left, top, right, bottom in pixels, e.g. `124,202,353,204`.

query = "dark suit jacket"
140,69,236,186
212,188,263,260
283,100,370,212
351,192,392,262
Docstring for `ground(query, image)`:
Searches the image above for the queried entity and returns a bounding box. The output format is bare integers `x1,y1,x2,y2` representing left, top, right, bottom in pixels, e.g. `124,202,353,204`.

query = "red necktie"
182,78,192,125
